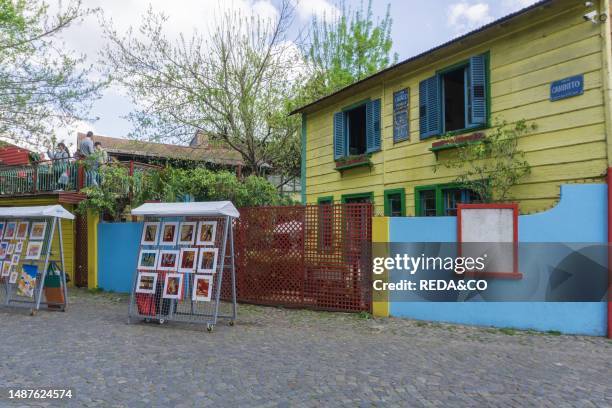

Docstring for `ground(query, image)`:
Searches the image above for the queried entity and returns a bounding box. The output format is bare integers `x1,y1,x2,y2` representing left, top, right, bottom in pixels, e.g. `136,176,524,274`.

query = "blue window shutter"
419,76,440,139
470,54,487,125
366,99,381,153
419,80,428,138
333,111,345,159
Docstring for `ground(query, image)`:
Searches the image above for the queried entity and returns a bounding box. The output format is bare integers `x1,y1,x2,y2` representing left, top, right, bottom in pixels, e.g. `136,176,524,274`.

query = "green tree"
435,119,536,203
0,0,105,148
102,1,299,180
297,0,398,102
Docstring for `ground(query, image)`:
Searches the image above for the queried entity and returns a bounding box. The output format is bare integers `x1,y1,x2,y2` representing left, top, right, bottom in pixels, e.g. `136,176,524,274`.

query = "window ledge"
429,132,485,152
335,155,371,171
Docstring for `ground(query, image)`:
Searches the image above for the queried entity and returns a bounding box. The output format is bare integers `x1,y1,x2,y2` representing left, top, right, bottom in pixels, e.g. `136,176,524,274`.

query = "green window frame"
384,188,406,217
341,192,374,204
419,52,490,139
415,184,479,216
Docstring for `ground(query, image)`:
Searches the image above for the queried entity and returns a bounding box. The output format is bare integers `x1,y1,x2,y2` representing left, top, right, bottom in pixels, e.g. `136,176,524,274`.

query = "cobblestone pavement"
0,289,610,407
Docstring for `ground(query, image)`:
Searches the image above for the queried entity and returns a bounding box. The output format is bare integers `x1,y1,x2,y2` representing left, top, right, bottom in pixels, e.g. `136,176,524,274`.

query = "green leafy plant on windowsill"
434,119,536,203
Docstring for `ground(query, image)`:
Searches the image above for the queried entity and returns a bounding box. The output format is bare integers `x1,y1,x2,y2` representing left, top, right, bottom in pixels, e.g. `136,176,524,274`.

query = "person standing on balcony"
79,131,98,186
94,141,109,164
47,142,71,191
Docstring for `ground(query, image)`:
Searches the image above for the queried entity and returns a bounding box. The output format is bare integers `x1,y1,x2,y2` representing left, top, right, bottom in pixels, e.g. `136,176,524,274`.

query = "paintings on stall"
0,242,7,260
15,242,23,254
9,271,18,284
137,249,158,271
25,241,42,260
17,264,38,298
0,222,5,239
4,222,16,240
160,222,179,246
135,272,157,294
178,222,196,245
162,273,183,299
192,274,213,302
197,248,218,273
178,248,197,273
0,261,9,277
7,243,14,255
11,254,19,264
141,222,160,246
196,221,217,246
30,222,47,240
15,221,29,240
157,250,179,271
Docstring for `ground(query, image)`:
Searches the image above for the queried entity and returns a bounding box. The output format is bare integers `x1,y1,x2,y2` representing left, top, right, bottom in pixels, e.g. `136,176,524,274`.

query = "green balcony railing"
0,159,160,196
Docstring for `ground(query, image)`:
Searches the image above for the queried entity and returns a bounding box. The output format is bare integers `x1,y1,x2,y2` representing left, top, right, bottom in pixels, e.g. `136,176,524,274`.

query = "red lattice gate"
222,203,372,313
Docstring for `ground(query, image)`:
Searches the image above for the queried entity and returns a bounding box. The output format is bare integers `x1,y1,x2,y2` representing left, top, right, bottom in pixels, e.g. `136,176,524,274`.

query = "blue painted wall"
98,222,143,293
388,184,607,336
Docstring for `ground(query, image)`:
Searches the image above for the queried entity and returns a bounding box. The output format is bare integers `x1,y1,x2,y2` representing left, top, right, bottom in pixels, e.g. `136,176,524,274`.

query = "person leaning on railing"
46,142,71,191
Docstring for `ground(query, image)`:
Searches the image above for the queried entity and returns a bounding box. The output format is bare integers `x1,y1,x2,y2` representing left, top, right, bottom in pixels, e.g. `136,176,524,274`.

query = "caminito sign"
550,74,584,101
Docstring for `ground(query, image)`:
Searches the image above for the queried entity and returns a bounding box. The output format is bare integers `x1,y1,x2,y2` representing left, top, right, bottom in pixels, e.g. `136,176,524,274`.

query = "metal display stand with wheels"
0,205,74,315
127,201,239,332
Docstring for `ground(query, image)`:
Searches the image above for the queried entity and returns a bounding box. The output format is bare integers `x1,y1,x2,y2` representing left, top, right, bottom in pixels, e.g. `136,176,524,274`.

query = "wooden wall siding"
0,197,75,285
304,2,609,215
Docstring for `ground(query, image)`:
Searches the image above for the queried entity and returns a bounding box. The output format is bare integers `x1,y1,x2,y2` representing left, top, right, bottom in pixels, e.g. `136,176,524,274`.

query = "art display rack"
128,201,239,332
0,205,74,315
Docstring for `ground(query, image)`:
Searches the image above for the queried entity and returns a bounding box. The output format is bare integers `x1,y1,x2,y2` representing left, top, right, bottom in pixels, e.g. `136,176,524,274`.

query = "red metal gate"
223,203,372,312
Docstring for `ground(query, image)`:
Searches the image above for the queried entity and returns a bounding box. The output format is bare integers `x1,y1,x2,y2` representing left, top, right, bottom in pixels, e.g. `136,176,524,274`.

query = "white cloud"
296,0,340,21
447,2,493,34
501,0,540,12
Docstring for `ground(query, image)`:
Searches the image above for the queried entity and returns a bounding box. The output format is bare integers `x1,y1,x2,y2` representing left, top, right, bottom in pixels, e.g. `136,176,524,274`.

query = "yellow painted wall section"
0,196,75,286
372,217,389,317
304,1,609,215
87,210,98,289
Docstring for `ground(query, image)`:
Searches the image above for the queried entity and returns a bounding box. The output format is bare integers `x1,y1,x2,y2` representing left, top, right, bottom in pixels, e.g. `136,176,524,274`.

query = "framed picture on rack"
7,243,14,255
25,241,43,260
0,242,7,259
30,222,47,240
160,222,179,246
197,247,218,273
4,222,17,240
178,222,196,245
192,274,213,302
178,248,197,273
197,221,217,246
157,250,179,271
15,221,29,240
12,254,19,264
141,222,160,245
15,241,23,254
0,261,9,277
135,272,157,294
10,263,17,273
137,249,159,271
162,273,183,299
0,222,5,239
9,271,18,284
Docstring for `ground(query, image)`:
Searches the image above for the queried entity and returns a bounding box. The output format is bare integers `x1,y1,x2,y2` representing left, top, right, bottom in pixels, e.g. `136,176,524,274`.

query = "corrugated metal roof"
0,143,32,166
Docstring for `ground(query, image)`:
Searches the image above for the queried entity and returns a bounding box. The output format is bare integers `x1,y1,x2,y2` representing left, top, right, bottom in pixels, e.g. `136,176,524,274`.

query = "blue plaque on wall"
393,89,409,142
550,75,584,101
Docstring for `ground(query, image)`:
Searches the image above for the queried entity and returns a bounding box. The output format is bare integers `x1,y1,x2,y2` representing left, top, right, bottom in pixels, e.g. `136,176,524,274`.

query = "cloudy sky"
55,0,538,147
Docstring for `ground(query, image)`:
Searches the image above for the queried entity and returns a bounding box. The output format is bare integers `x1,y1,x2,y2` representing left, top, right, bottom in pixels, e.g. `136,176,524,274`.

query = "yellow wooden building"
293,0,612,216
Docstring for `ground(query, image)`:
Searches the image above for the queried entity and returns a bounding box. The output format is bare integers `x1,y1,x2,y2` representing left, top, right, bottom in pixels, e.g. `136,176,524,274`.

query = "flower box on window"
430,132,486,153
334,154,371,171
